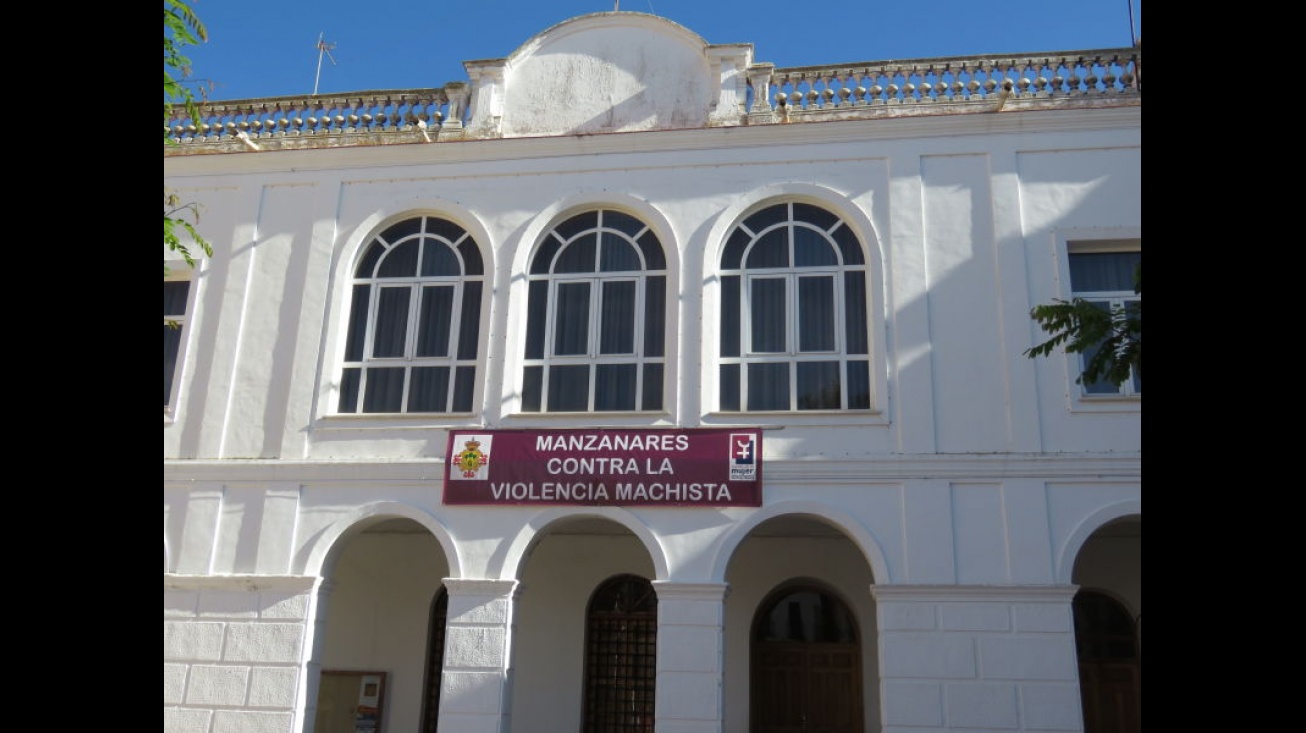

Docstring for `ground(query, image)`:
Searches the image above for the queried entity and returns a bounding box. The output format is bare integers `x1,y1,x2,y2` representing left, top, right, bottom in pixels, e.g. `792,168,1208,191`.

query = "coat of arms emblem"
454,438,490,478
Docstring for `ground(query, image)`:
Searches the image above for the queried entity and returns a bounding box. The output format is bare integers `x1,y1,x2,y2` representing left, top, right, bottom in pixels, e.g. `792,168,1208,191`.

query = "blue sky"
180,0,1142,102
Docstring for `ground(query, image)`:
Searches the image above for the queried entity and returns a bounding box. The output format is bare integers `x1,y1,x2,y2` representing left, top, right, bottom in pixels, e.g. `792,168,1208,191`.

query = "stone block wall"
165,576,316,733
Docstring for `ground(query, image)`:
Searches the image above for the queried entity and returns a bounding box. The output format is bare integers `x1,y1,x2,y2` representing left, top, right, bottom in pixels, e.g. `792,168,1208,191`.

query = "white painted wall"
165,12,1140,733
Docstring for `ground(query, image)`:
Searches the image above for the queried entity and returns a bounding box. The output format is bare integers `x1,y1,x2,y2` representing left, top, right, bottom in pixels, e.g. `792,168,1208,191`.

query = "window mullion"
541,277,559,410
587,277,600,410
403,282,421,360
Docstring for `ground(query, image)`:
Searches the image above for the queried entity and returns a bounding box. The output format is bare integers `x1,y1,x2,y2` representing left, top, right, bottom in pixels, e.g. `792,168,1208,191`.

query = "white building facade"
164,12,1141,733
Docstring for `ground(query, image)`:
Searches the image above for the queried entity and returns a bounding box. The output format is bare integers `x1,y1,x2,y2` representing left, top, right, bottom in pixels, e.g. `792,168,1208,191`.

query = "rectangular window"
1067,240,1140,397
164,278,192,412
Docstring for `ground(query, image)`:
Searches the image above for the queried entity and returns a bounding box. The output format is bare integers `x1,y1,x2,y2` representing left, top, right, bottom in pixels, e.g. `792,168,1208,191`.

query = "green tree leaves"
1025,262,1141,387
164,0,212,275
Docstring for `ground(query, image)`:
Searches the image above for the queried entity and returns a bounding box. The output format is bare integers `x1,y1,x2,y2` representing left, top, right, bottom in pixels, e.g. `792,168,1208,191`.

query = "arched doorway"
419,587,449,733
1074,590,1141,733
750,583,862,733
582,574,658,732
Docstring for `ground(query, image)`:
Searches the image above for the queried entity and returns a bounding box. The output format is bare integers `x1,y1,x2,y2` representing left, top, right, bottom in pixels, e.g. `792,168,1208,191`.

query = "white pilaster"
439,578,521,733
653,581,729,733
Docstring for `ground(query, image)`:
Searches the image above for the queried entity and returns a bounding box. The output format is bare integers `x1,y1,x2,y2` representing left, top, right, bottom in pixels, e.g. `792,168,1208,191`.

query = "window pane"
344,284,371,361
1126,299,1141,394
798,276,835,352
408,366,450,412
748,362,789,410
1069,251,1140,292
797,361,841,409
164,325,182,406
362,367,405,412
792,203,839,231
555,235,597,273
420,240,460,277
531,236,563,275
457,239,483,275
378,218,422,244
554,211,598,240
338,367,360,412
1081,301,1120,395
603,210,645,238
721,276,740,357
595,364,637,410
719,364,740,411
846,360,870,409
425,217,465,242
831,224,864,265
844,272,868,355
747,228,789,268
453,367,475,412
636,230,665,270
354,241,384,277
526,281,548,359
641,363,663,411
742,203,787,234
757,589,856,643
793,226,838,267
373,287,412,358
554,282,591,356
416,285,454,357
457,282,483,360
549,365,590,411
164,281,190,315
522,366,543,412
377,240,419,277
750,278,787,353
644,277,665,358
600,233,641,272
721,228,750,269
599,281,635,354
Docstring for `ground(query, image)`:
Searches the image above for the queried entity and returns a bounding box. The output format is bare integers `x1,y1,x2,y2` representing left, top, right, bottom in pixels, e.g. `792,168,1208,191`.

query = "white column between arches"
653,581,729,733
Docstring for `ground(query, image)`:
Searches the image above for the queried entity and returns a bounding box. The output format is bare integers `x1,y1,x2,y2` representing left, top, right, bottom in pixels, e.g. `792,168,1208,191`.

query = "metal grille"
583,575,657,732
420,588,449,733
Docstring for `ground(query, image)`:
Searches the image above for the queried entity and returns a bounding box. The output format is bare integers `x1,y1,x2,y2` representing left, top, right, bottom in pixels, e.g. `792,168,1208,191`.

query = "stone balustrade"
165,48,1139,153
762,48,1139,114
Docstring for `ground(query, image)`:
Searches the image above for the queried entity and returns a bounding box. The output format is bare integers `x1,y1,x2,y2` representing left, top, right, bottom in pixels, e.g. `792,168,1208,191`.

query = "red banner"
443,428,762,506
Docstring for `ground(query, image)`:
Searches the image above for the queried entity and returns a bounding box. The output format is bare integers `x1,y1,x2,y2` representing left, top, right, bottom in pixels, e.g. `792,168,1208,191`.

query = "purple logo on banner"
729,433,757,481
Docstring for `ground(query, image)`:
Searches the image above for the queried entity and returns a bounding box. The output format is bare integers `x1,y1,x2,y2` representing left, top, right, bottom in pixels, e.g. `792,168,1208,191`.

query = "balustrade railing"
166,48,1138,151
763,48,1139,113
166,87,464,144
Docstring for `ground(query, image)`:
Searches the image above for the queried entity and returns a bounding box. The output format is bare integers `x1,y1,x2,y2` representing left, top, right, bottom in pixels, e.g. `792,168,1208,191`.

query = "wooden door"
1074,591,1141,733
751,586,862,733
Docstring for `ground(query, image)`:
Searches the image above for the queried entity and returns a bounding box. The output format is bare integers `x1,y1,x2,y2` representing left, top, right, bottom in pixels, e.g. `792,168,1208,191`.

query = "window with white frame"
718,201,871,411
1068,240,1141,397
338,216,484,414
522,209,666,412
164,276,192,412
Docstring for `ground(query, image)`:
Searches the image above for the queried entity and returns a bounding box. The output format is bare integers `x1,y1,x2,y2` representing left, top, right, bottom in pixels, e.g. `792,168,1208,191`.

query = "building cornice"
164,452,1140,485
165,105,1139,180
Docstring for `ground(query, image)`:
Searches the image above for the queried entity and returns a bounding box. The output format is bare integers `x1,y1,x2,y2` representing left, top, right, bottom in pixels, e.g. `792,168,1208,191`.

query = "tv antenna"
313,32,337,95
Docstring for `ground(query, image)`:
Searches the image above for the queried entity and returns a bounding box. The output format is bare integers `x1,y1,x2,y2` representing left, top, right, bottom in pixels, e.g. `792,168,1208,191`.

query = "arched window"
419,587,449,733
339,216,484,414
719,201,870,411
582,574,658,732
750,584,862,733
522,210,666,412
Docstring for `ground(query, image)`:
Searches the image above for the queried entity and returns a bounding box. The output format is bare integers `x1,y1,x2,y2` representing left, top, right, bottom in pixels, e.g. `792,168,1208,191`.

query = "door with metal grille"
583,574,658,733
419,588,449,733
